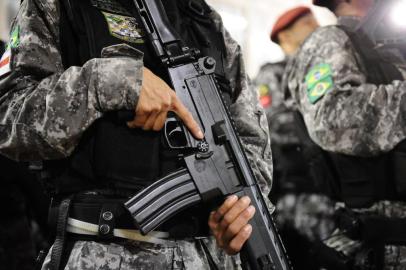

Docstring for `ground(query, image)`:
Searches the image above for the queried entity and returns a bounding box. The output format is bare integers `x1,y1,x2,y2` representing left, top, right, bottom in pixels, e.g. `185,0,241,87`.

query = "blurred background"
0,0,336,76
206,0,337,76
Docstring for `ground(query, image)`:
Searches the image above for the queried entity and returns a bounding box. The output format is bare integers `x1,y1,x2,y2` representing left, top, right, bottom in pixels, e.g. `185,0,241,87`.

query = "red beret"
271,6,312,43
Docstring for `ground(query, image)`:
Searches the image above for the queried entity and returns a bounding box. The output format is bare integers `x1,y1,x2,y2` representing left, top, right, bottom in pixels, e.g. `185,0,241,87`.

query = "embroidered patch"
308,77,333,104
258,84,272,108
0,47,11,78
258,84,270,97
10,26,20,48
306,63,333,104
102,11,144,44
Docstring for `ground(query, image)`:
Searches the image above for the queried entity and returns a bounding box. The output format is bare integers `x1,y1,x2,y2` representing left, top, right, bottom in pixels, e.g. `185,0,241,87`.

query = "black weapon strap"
49,196,74,270
337,25,403,84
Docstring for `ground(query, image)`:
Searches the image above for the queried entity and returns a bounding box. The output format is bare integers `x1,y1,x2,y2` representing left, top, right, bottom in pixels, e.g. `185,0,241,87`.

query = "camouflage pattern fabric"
284,16,406,269
0,0,273,268
0,0,272,199
284,17,406,157
41,238,242,270
276,194,335,242
254,61,301,147
324,201,406,269
254,62,335,242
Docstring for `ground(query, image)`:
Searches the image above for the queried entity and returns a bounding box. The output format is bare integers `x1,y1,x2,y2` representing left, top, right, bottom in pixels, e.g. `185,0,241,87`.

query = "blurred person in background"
0,1,50,269
284,0,406,268
255,6,335,270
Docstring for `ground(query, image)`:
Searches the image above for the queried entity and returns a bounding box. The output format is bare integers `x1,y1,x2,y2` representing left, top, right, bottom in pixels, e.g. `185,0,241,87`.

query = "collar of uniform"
90,0,131,16
337,16,361,30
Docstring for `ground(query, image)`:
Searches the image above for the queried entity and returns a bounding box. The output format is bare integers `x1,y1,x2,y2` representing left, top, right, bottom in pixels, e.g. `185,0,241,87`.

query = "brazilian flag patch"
0,25,19,78
9,26,20,48
305,63,333,104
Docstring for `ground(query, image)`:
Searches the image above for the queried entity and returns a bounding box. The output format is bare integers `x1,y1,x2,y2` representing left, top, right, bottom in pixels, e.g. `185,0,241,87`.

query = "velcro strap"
68,200,134,230
67,218,175,245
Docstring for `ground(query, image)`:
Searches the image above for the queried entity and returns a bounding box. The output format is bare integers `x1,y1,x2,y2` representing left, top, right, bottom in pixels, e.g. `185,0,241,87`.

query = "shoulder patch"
258,84,272,108
305,63,333,104
0,47,11,78
258,84,270,97
102,11,144,44
10,26,20,49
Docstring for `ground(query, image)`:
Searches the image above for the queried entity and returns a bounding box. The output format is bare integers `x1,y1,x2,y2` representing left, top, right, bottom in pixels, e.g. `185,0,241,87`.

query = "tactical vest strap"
293,110,402,208
337,25,404,84
293,111,340,200
50,196,73,270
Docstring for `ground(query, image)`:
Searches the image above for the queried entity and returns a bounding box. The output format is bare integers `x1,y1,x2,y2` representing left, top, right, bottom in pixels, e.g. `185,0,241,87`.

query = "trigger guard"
168,126,183,138
164,118,187,149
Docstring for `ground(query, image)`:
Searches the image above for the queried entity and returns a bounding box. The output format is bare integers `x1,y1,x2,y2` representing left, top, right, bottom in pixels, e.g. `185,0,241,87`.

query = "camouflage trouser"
325,201,406,269
276,193,335,241
41,237,242,270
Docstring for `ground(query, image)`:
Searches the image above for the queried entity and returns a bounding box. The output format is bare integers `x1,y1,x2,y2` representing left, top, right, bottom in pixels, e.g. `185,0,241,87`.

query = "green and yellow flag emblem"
305,63,333,104
10,26,20,49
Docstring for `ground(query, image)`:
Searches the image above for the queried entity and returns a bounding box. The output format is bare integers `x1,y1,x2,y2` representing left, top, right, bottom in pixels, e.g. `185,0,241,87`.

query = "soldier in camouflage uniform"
0,7,51,269
0,0,273,269
284,0,406,268
255,7,334,269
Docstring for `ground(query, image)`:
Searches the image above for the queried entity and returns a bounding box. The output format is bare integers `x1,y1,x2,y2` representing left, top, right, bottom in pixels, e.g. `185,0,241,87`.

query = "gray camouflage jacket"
284,16,406,157
0,0,272,196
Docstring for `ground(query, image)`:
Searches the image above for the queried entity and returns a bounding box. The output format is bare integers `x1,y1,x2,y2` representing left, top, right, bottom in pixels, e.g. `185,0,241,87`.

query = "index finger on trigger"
171,96,204,139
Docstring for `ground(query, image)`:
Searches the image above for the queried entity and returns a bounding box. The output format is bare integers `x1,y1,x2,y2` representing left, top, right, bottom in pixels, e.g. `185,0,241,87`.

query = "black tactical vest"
52,0,232,197
298,26,406,209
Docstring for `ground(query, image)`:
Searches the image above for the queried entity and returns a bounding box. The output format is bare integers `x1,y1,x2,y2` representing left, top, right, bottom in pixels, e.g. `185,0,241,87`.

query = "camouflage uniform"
41,239,242,270
284,16,406,269
0,38,49,269
255,62,335,243
256,61,300,146
0,0,273,269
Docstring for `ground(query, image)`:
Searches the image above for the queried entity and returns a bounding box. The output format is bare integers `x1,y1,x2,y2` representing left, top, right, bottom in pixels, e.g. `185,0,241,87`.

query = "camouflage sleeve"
286,26,406,157
209,10,273,201
0,0,143,161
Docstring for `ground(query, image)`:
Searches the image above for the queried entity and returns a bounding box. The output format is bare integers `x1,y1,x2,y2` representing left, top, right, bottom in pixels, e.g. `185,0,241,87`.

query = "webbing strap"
50,197,72,270
66,218,175,246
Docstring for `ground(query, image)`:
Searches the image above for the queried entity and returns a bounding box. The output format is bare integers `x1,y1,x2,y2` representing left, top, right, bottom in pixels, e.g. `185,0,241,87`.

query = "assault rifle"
124,1,291,269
